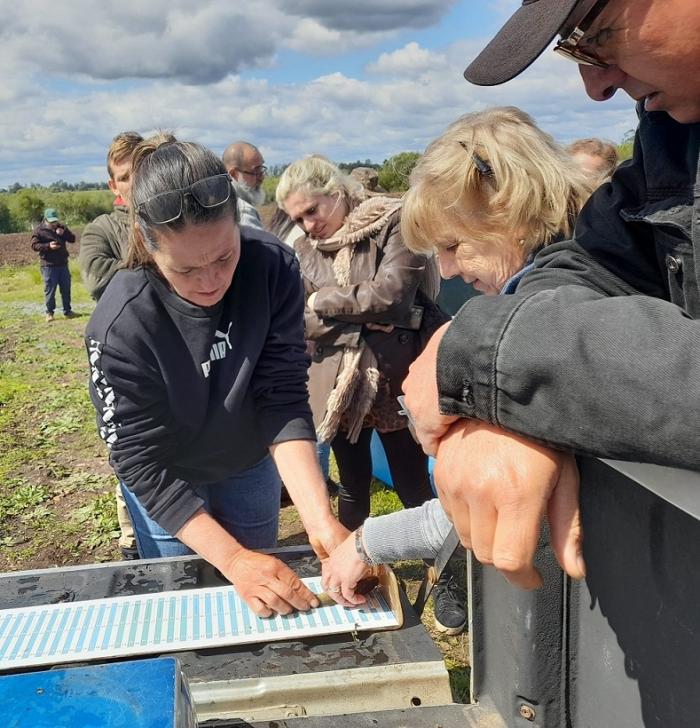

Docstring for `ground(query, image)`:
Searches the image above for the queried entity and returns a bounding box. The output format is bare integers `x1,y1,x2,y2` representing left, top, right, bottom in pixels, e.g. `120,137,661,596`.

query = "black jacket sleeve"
251,253,316,445
86,335,205,535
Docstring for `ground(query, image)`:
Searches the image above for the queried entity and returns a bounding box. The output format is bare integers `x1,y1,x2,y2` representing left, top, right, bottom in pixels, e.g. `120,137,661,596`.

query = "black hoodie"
86,227,314,535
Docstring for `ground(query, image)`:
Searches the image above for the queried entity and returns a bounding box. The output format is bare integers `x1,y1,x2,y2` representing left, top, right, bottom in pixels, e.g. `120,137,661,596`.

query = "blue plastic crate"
370,431,436,493
0,656,197,727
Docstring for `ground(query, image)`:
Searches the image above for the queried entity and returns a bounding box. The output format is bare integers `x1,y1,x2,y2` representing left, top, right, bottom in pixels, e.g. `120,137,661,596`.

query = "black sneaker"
433,568,467,635
120,546,140,561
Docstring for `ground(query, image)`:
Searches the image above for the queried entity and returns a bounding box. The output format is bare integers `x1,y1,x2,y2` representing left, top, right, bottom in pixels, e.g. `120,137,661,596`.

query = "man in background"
78,131,143,300
78,131,143,560
222,141,266,229
31,208,76,322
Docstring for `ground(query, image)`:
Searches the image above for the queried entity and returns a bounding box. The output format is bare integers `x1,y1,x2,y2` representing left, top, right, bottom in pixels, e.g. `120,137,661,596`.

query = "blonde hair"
276,155,364,211
402,106,595,255
107,131,143,179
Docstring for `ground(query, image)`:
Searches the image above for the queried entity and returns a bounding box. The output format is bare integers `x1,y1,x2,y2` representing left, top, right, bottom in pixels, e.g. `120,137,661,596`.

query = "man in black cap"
402,0,700,590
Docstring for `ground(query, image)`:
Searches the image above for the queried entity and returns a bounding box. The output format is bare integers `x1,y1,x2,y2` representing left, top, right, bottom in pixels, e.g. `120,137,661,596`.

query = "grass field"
0,257,469,701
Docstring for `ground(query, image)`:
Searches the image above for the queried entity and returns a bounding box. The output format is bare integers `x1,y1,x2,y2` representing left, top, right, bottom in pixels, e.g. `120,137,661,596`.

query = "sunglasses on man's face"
137,173,232,224
554,0,610,69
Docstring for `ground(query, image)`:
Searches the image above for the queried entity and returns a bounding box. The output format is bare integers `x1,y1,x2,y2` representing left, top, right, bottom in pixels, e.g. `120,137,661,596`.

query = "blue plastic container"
0,657,197,727
370,431,436,493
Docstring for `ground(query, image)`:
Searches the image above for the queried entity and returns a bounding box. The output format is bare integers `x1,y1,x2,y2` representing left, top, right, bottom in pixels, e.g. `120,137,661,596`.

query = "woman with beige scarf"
276,156,447,530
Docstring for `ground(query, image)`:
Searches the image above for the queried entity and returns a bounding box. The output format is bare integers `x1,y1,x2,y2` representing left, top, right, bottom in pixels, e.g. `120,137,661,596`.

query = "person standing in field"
31,207,76,322
79,131,144,301
78,131,144,560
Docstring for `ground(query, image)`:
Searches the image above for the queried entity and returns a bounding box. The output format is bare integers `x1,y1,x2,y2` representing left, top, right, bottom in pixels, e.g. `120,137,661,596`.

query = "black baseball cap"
464,0,581,86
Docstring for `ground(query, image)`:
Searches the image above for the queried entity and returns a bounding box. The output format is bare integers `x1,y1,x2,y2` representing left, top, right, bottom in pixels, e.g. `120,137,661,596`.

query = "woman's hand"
321,530,373,607
308,515,351,561
177,509,320,618
223,548,321,617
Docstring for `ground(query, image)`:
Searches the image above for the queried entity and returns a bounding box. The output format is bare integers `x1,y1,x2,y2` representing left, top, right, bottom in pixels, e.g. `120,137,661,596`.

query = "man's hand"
49,241,61,250
433,419,585,589
223,548,320,617
402,322,458,455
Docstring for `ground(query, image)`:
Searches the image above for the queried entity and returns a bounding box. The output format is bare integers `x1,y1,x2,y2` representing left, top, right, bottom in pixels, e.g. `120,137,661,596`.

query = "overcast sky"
0,0,638,188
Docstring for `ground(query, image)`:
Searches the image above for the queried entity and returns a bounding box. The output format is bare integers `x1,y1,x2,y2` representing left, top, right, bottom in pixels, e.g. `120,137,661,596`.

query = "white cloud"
285,19,392,55
0,9,639,187
366,42,448,76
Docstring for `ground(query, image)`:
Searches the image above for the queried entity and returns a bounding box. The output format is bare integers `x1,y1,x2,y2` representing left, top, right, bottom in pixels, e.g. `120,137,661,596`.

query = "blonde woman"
276,156,447,532
402,106,594,294
321,107,595,607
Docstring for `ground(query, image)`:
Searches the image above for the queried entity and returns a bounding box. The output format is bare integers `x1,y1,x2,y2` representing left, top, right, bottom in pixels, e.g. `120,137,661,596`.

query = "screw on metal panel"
519,703,536,721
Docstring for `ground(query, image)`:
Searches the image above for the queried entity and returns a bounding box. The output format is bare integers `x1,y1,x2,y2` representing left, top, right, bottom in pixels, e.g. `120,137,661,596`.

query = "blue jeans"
121,455,282,559
41,265,71,315
317,441,331,480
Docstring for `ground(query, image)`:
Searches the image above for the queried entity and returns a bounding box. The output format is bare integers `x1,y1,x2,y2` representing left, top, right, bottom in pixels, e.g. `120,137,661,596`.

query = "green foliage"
10,189,46,229
369,479,403,516
617,129,635,162
44,190,113,227
0,198,13,233
0,479,50,522
338,159,381,173
262,175,279,204
378,152,421,193
72,493,120,549
0,188,113,231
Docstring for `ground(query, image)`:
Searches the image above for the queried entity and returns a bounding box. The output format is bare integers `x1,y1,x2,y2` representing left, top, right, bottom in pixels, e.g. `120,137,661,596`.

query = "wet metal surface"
0,552,441,686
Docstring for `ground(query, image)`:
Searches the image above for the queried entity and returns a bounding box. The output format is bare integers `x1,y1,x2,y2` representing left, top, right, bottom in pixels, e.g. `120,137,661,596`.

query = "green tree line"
0,189,114,233
0,132,634,234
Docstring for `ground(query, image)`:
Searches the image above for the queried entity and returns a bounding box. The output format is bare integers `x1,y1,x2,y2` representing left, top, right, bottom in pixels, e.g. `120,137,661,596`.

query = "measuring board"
0,576,399,671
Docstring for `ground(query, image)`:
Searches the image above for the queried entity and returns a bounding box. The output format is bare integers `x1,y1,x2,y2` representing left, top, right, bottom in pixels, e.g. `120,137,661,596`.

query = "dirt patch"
0,204,277,267
0,231,82,267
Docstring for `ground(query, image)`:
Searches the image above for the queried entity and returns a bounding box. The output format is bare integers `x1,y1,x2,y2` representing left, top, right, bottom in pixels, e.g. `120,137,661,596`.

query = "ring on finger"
327,586,341,593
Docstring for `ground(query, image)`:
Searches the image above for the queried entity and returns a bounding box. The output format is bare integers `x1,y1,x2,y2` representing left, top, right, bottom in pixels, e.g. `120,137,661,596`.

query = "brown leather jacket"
295,209,447,427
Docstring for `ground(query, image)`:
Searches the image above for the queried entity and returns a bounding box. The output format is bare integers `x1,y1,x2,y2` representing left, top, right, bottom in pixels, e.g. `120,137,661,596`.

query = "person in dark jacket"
402,0,700,592
85,135,347,617
276,155,446,532
31,208,76,322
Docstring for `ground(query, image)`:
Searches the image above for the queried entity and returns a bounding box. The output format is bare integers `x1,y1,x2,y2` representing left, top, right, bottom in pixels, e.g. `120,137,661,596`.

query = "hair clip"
472,153,494,177
458,141,494,177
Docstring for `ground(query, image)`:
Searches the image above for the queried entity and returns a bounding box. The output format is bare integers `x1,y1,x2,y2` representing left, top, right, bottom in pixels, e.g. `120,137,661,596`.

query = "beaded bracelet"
354,526,375,566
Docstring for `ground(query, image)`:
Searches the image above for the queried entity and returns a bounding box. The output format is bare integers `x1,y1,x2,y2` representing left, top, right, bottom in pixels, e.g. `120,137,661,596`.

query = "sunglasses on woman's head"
137,173,232,224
